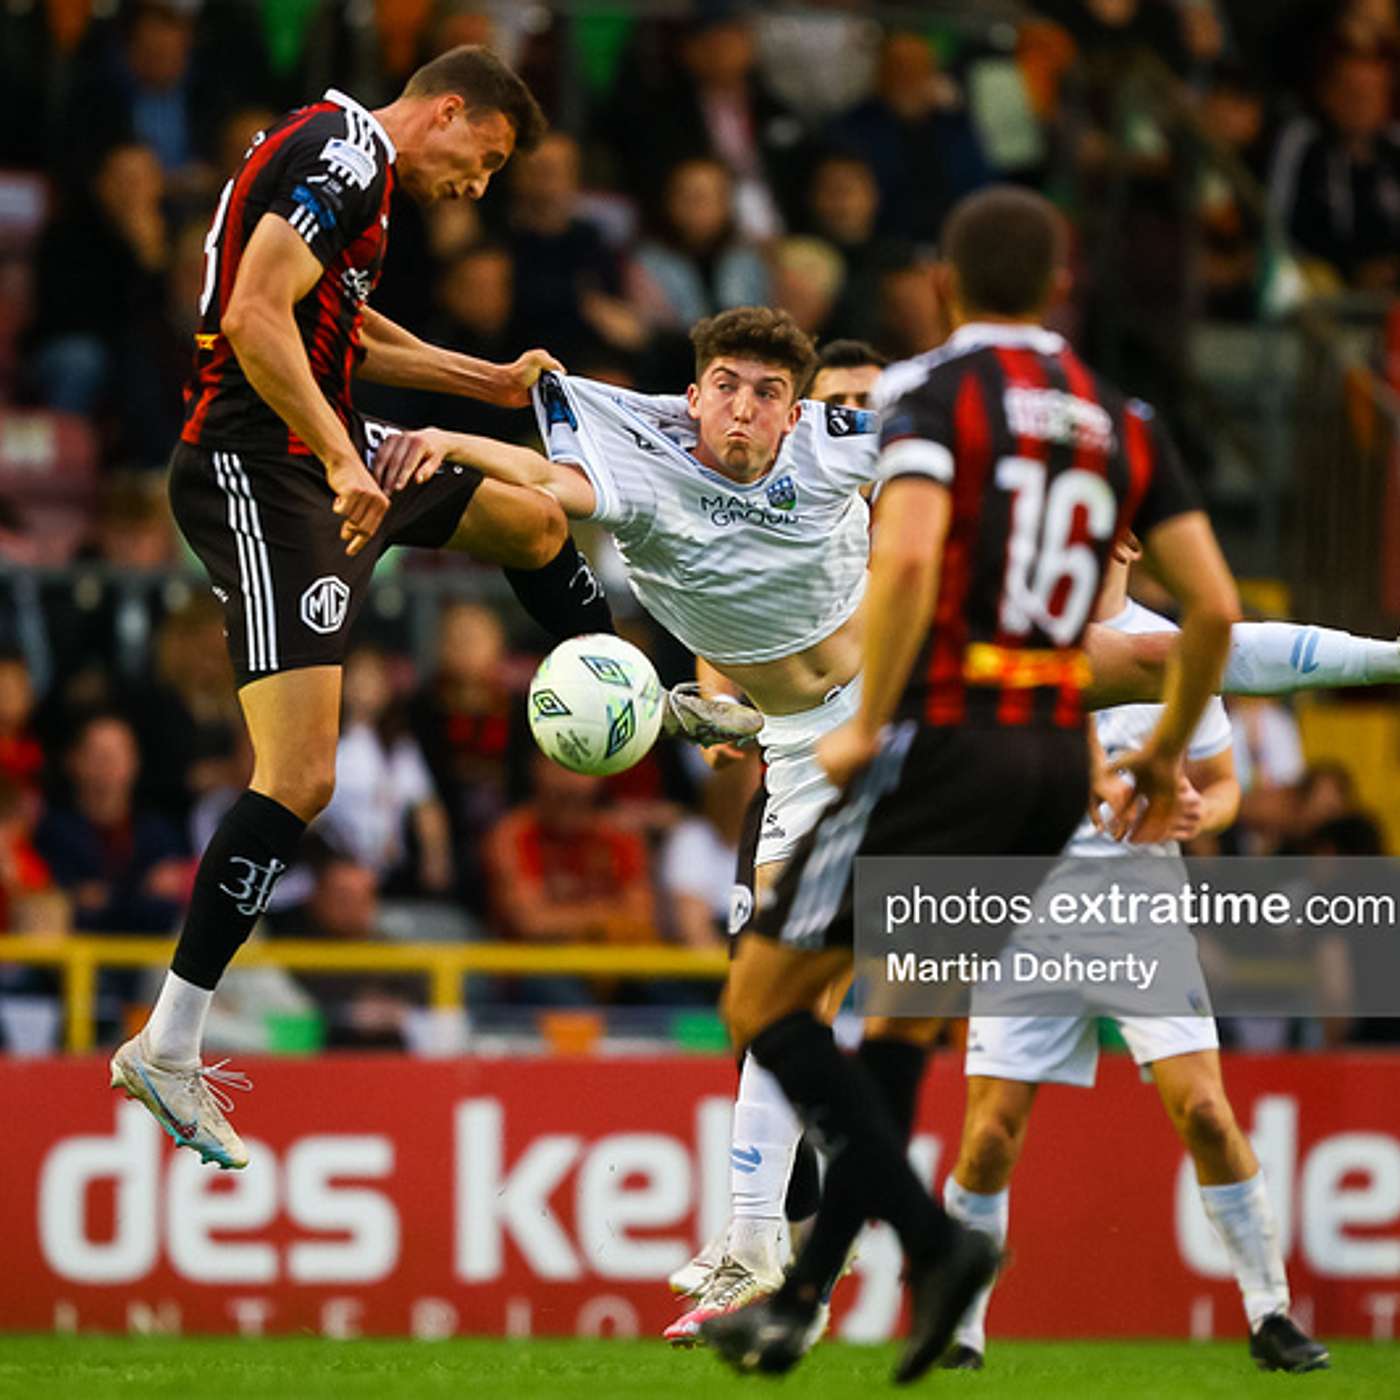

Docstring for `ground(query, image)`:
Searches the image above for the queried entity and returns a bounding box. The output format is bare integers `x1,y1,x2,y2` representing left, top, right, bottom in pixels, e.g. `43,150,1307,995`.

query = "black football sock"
503,535,614,641
170,790,305,990
781,1036,930,1301
858,1036,928,1147
749,1011,953,1314
785,1135,822,1223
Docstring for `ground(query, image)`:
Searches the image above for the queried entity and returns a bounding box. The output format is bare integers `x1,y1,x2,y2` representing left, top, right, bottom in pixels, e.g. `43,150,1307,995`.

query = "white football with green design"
527,634,665,776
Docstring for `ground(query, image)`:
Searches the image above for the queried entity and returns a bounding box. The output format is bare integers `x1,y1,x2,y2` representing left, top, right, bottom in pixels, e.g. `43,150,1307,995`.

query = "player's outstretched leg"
113,667,340,1169
1088,617,1400,708
1151,1050,1329,1373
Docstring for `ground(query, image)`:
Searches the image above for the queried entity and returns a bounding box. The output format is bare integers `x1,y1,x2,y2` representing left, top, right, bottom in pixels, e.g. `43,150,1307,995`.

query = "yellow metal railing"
0,936,731,1052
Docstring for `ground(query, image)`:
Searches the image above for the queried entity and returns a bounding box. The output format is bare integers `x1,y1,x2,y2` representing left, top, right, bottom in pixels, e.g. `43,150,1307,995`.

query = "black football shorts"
748,723,1090,952
169,416,482,686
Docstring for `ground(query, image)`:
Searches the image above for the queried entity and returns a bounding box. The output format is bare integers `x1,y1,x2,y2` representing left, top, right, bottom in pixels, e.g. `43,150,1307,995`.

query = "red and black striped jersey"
875,322,1201,730
181,88,396,457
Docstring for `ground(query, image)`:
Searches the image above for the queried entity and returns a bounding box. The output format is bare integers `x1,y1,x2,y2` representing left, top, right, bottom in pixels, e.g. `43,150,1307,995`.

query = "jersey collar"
324,88,397,163
946,322,1066,356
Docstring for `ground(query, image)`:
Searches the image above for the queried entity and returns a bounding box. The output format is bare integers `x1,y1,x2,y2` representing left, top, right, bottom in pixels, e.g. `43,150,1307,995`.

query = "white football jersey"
530,373,877,666
1068,599,1234,857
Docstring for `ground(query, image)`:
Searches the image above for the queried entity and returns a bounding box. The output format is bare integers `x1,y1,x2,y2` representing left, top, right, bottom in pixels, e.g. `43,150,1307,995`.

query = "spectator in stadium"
0,775,57,934
829,30,993,242
770,235,845,339
600,7,809,240
367,241,526,441
320,647,453,896
34,712,188,937
268,852,413,1051
0,774,68,1051
753,3,881,122
1229,695,1307,853
60,0,232,196
410,602,522,914
628,157,771,331
484,752,656,1003
1270,45,1400,291
29,141,168,426
0,652,43,803
804,151,883,271
660,751,761,949
1194,63,1272,319
34,711,187,1039
504,130,646,364
127,596,242,831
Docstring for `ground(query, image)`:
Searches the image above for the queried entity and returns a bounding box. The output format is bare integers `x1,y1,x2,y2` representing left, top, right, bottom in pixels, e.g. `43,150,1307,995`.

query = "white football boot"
110,1031,252,1169
661,684,763,748
663,1253,785,1347
669,1228,726,1298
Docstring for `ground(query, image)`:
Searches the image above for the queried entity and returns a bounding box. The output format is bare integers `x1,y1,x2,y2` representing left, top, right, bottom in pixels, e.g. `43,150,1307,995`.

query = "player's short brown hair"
404,45,548,154
942,185,1067,318
689,307,819,399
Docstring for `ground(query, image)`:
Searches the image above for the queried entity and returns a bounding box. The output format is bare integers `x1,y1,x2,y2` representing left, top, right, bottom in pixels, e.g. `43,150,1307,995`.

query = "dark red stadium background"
3,1054,1398,1341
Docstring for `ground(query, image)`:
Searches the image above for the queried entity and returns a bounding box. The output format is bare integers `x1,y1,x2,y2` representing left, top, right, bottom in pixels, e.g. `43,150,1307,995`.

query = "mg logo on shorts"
300,575,351,634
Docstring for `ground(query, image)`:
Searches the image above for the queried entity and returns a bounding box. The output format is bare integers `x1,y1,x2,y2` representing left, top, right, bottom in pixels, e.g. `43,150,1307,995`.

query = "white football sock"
943,1177,1009,1355
144,971,213,1066
1199,1171,1290,1329
1223,622,1400,695
728,1054,802,1271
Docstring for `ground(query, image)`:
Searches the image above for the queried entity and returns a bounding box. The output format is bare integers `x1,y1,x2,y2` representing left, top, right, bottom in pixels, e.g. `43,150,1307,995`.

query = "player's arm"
222,213,387,555
820,476,950,787
356,305,562,408
1120,512,1241,840
369,426,598,519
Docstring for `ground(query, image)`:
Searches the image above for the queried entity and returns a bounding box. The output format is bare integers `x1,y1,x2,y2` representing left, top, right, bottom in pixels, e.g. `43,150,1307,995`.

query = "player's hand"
372,428,451,494
1109,745,1184,844
818,720,880,790
1088,751,1135,837
327,456,389,557
493,349,565,408
1168,775,1205,842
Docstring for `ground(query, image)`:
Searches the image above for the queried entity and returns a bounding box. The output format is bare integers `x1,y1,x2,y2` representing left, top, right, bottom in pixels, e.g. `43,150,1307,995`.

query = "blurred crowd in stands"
1,0,1398,1051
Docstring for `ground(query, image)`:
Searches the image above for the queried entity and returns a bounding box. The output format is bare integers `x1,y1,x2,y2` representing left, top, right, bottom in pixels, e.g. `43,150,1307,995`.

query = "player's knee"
721,985,767,1053
1177,1089,1236,1152
258,759,336,822
504,494,567,569
960,1107,1023,1186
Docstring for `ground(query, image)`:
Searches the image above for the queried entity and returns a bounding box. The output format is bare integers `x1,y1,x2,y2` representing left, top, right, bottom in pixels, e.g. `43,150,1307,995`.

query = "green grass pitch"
0,1337,1393,1400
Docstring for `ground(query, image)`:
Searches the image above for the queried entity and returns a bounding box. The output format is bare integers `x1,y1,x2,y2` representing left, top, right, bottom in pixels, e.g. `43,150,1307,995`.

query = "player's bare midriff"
706,607,864,716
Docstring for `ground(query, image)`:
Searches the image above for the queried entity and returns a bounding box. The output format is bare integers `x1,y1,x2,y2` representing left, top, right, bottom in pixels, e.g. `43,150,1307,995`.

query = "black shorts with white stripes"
747,723,1089,952
168,416,482,687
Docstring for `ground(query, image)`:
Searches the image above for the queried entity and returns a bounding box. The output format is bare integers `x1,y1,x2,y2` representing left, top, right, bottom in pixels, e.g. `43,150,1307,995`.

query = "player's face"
687,357,800,480
810,363,883,409
405,101,516,203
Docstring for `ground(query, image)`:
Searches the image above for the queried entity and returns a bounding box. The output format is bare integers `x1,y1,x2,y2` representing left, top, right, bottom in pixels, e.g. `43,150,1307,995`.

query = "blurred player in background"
809,338,889,408
110,46,757,1172
703,185,1243,1383
942,534,1328,1375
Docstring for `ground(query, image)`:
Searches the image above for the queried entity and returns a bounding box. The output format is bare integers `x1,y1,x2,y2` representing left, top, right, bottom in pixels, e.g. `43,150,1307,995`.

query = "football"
527,633,666,776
